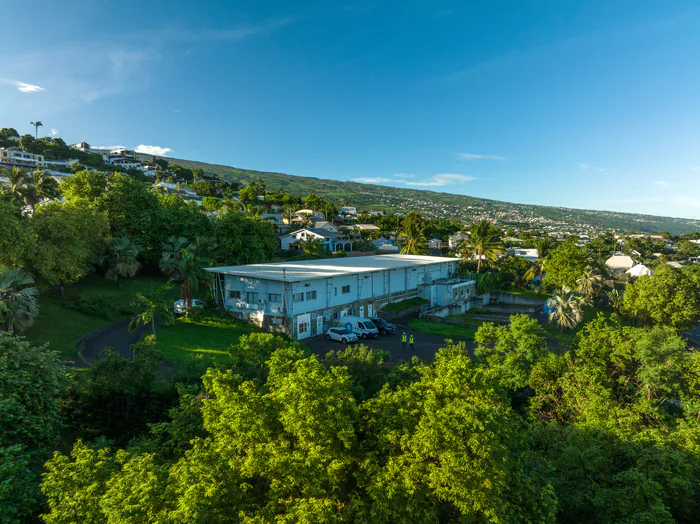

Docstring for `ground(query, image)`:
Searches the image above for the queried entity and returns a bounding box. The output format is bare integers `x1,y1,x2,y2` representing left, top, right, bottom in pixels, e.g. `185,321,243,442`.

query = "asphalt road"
80,317,151,365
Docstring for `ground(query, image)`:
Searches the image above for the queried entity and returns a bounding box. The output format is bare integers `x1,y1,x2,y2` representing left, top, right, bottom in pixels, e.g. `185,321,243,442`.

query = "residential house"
207,254,460,340
605,255,636,274
373,237,400,254
448,231,467,248
0,146,45,168
260,213,285,231
355,224,381,233
339,206,358,216
626,264,654,278
280,228,352,252
507,248,539,263
428,238,442,249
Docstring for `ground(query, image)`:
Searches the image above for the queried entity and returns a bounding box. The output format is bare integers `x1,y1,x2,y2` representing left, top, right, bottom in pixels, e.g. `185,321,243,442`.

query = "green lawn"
24,274,183,360
382,297,429,313
408,319,479,340
156,316,259,366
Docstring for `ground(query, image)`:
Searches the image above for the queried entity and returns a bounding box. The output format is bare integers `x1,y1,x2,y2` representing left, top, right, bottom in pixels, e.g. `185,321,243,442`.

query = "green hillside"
144,154,700,235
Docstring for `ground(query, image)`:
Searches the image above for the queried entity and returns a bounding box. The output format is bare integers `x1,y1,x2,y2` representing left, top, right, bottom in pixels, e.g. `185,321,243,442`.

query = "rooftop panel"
206,254,458,282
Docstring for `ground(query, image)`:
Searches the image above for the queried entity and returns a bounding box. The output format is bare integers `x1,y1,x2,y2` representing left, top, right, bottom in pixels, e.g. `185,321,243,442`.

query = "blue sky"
3,1,700,219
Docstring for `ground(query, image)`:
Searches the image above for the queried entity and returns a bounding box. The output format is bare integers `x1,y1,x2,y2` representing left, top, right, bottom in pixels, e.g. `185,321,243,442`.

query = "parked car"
173,298,206,314
369,317,396,335
340,316,379,339
325,327,358,344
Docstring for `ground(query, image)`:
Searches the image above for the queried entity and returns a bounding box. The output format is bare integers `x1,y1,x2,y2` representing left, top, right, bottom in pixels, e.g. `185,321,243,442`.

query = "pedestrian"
409,334,415,351
401,332,407,351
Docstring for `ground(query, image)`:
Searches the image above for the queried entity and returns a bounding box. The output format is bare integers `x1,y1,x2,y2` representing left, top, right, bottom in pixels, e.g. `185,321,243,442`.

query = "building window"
268,293,282,302
246,292,258,303
334,287,338,296
306,290,317,300
293,293,304,302
229,290,241,299
299,321,309,334
341,285,351,294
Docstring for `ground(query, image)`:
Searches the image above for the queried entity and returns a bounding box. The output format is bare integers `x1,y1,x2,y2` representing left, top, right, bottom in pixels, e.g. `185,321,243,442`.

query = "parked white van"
340,316,379,339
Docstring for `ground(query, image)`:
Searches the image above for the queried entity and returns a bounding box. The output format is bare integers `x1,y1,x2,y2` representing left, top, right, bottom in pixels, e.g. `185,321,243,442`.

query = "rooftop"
206,254,458,282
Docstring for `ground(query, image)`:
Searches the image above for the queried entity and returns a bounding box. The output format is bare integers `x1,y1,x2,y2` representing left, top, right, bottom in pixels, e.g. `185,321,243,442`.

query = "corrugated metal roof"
206,254,458,282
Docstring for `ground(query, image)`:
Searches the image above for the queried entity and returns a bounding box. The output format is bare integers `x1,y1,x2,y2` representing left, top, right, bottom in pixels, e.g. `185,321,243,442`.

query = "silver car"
173,298,206,314
325,327,359,344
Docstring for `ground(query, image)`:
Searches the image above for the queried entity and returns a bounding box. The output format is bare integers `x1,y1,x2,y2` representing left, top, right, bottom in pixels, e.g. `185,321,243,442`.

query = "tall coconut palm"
548,286,585,331
463,220,505,273
576,268,603,300
0,268,39,334
399,213,428,255
103,235,142,284
129,285,174,340
30,121,43,139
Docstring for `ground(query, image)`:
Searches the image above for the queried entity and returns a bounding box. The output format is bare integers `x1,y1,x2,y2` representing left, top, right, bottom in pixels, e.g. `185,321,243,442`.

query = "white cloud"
579,162,606,172
352,177,391,183
51,128,58,136
457,152,504,161
135,144,172,156
406,174,475,187
94,145,125,150
2,78,45,93
655,180,669,187
392,173,415,178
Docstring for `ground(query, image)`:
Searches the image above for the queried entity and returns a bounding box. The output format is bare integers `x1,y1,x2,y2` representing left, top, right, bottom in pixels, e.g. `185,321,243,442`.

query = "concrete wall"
487,292,545,306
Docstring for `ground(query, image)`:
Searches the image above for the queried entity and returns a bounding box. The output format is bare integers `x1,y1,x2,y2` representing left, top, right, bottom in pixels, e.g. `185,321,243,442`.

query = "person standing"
401,332,407,351
409,334,415,351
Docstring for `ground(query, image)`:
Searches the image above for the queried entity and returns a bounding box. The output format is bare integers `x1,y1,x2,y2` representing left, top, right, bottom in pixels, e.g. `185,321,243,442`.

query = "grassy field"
156,315,258,367
24,274,182,359
382,297,429,313
408,319,479,340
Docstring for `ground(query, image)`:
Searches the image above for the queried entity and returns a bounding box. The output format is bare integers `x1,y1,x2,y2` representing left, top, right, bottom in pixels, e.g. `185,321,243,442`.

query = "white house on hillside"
280,228,352,252
0,147,45,168
207,254,462,340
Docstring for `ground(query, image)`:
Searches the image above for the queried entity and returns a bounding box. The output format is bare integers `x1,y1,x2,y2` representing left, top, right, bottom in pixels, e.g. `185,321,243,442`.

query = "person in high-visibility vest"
409,334,415,351
401,332,407,350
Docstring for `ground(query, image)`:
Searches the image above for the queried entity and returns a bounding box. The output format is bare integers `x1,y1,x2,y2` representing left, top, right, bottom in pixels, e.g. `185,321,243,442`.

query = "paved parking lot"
304,316,472,364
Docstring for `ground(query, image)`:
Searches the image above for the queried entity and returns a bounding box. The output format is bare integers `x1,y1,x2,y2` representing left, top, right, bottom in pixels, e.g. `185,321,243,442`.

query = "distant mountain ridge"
148,154,700,235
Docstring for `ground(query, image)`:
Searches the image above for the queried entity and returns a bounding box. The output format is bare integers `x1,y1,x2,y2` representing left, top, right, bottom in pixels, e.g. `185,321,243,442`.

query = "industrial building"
207,254,473,340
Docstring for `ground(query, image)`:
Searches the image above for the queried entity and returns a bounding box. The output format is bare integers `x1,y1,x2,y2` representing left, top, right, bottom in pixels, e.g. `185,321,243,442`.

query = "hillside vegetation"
161,155,700,235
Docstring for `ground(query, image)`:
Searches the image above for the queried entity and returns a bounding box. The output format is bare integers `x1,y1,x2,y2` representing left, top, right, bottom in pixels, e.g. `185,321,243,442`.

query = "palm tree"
0,268,39,334
606,288,624,312
576,268,603,300
129,286,174,340
30,121,43,139
399,214,428,255
103,235,141,284
25,169,54,208
281,204,297,225
7,167,27,201
524,238,552,285
160,236,211,313
548,286,585,331
463,220,505,273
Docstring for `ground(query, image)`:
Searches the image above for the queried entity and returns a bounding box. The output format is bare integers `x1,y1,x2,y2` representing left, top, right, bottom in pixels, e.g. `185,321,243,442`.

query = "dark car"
370,317,396,335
